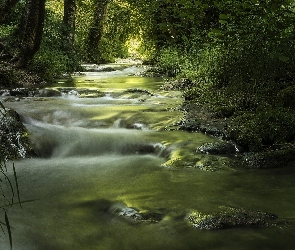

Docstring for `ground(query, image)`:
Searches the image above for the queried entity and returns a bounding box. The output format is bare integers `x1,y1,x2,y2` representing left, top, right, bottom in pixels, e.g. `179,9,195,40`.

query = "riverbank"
0,61,48,88
161,78,295,169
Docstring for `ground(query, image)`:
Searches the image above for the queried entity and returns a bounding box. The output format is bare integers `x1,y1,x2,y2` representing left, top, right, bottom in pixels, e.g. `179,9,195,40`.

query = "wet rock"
195,155,233,172
111,203,164,224
179,102,229,139
97,67,117,72
122,143,165,156
197,141,240,155
58,88,105,98
125,88,155,96
76,89,105,98
186,206,278,230
129,122,149,130
82,65,119,72
75,199,165,224
0,88,39,97
0,106,35,159
38,88,62,97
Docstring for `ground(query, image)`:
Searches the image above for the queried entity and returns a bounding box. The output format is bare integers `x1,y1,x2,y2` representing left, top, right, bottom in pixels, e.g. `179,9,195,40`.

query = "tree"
62,0,76,52
15,0,46,68
86,0,109,63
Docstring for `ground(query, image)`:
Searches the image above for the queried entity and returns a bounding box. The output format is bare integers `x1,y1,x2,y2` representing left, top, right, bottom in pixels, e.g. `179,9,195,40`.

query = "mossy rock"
186,206,278,230
197,141,240,155
0,107,36,159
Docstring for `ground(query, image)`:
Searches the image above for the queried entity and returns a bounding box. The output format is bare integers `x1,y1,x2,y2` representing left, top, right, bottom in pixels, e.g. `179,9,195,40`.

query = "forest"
0,0,295,153
1,0,295,153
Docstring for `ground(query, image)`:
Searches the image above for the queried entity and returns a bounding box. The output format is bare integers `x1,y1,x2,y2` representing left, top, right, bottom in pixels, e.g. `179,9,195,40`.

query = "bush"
28,48,73,81
156,47,186,76
229,108,295,151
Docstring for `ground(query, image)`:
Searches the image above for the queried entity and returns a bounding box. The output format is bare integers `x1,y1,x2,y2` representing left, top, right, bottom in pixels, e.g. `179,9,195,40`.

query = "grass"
0,102,22,249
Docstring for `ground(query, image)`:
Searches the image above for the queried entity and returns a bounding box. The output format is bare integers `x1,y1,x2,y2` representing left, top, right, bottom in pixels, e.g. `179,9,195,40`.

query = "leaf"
219,13,231,20
4,211,12,250
219,20,228,24
278,55,289,62
2,171,14,206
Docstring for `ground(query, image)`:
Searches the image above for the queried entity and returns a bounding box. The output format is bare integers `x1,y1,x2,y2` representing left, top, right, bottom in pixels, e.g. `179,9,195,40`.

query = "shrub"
156,47,186,77
229,108,295,151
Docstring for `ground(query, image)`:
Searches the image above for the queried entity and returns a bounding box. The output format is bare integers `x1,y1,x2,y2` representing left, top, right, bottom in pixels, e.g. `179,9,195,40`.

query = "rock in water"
197,141,240,155
0,106,35,160
185,206,278,230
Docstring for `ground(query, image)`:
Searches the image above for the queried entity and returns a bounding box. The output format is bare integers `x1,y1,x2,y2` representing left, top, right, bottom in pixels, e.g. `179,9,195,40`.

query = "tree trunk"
62,0,76,52
87,0,108,63
16,0,46,68
0,0,20,24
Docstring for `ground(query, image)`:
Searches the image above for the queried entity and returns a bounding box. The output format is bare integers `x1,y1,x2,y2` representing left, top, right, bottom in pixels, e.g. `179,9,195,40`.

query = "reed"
0,102,22,249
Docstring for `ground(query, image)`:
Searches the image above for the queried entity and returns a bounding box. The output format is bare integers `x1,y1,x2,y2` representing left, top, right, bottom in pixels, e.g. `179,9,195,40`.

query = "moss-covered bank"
161,78,295,169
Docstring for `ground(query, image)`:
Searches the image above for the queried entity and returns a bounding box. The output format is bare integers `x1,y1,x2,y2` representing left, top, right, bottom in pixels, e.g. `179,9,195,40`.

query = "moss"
186,206,278,230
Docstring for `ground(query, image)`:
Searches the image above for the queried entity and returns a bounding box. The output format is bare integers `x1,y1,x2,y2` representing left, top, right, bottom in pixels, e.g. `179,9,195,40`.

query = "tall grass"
0,102,22,249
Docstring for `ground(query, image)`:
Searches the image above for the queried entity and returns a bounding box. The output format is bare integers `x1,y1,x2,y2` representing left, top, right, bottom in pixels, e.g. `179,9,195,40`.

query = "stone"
38,88,61,97
186,206,278,230
111,203,164,224
197,141,240,155
0,107,35,159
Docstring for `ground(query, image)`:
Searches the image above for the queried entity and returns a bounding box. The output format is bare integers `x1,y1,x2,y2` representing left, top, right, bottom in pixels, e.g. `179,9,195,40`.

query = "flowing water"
1,65,295,250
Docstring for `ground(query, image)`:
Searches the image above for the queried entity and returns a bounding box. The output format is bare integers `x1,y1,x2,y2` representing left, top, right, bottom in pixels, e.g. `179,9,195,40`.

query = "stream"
1,64,295,249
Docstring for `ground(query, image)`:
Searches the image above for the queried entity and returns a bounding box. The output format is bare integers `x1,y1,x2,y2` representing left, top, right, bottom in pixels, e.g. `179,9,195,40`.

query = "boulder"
38,88,61,97
0,106,35,159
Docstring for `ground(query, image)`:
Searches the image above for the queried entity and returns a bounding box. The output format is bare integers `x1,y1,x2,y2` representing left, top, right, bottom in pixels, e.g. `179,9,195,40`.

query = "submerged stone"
186,206,278,230
195,155,232,172
112,204,165,224
125,88,155,96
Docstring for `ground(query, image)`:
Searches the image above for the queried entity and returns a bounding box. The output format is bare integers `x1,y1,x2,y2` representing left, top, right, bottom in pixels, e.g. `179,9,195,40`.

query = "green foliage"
27,7,80,80
156,48,185,76
29,48,74,80
229,108,295,151
0,25,15,37
153,0,295,150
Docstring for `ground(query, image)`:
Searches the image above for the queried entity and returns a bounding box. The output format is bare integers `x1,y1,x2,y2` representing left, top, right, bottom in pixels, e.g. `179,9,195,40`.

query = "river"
1,64,295,249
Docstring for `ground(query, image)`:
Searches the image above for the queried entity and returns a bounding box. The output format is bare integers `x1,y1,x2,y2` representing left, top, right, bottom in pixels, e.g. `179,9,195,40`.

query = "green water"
2,65,295,250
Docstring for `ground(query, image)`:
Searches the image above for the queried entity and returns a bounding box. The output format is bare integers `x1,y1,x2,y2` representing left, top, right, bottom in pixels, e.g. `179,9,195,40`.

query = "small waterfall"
25,119,166,158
